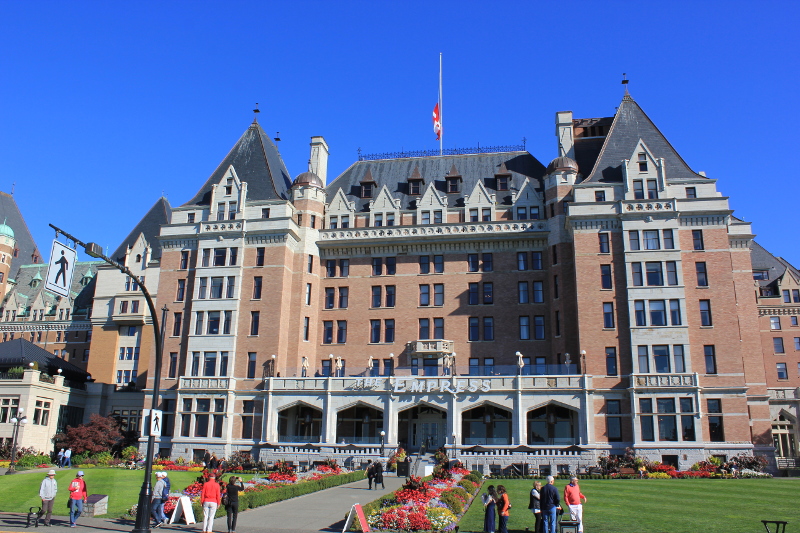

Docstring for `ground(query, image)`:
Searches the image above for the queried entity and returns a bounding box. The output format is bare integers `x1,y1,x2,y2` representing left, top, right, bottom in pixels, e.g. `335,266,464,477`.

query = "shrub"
93,451,114,466
458,479,476,493
16,454,52,468
439,490,464,514
464,473,481,484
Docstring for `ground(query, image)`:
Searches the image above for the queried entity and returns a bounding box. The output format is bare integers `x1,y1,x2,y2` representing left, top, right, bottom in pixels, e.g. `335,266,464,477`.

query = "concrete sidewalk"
0,475,406,533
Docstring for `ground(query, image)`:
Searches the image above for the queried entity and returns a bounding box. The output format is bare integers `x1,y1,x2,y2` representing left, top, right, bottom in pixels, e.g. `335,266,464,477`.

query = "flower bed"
358,467,479,532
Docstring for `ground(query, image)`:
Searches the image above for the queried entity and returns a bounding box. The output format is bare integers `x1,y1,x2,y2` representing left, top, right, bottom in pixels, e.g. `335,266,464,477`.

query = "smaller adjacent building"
0,339,91,453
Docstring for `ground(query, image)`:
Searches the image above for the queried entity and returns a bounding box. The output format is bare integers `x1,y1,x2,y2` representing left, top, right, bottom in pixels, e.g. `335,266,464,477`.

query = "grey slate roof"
583,95,706,184
0,192,43,275
182,120,292,206
111,197,172,262
5,262,98,312
326,152,547,211
0,338,89,380
751,241,800,290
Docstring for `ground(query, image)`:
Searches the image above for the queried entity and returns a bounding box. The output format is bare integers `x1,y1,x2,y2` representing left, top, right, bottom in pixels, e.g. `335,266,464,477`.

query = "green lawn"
0,469,211,517
459,478,800,533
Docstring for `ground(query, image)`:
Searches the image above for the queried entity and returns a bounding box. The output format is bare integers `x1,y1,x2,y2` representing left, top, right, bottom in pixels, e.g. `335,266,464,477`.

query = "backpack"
162,477,171,499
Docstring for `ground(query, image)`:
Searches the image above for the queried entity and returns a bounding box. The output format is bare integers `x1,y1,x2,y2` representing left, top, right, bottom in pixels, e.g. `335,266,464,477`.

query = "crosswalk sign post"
45,240,77,298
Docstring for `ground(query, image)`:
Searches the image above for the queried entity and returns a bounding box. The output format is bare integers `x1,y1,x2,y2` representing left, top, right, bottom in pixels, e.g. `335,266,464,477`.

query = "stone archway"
277,404,323,443
335,404,384,445
397,403,448,451
461,403,513,445
527,403,578,445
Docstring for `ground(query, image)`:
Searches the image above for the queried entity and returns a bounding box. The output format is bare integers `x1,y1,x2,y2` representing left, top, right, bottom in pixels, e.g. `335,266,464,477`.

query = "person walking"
373,460,385,490
67,471,87,528
63,448,72,468
201,473,221,533
224,476,244,533
482,485,497,533
563,476,587,533
365,460,375,489
57,449,65,468
151,472,167,527
540,476,561,533
529,480,543,533
39,470,58,526
160,472,172,523
496,485,510,533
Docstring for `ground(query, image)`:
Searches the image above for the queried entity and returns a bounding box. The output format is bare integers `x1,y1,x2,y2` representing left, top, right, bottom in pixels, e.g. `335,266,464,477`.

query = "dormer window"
595,191,606,202
329,216,338,229
408,180,423,195
341,215,350,229
361,182,374,199
421,211,431,224
434,210,443,224
228,202,237,220
686,187,697,199
496,176,509,191
217,203,225,221
638,153,648,172
225,179,233,196
187,213,195,223
446,177,461,193
31,278,40,288
386,213,395,226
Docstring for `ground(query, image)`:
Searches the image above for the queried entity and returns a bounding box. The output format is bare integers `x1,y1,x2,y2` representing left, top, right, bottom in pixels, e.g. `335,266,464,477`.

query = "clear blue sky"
1,1,798,265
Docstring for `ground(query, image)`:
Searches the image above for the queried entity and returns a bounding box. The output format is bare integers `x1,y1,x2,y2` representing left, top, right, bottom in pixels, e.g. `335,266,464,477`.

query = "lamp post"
380,430,386,457
49,224,167,533
580,350,587,374
516,351,524,375
5,408,27,474
389,353,394,376
452,433,457,463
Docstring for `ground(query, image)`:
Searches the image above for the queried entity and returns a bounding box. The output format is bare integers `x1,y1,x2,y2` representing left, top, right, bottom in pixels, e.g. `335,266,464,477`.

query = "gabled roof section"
3,262,98,312
0,192,42,275
111,197,171,262
750,241,800,291
183,120,292,207
327,152,546,211
583,95,705,183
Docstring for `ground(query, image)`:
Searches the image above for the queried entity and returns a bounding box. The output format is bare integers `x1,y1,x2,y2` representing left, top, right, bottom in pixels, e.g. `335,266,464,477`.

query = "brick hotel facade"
1,92,798,472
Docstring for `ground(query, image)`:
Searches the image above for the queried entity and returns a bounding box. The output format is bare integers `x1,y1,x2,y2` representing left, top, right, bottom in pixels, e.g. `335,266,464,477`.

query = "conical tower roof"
583,94,706,183
182,120,292,206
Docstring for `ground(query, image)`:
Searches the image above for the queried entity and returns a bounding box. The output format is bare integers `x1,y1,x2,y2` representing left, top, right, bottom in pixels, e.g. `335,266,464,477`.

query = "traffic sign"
143,409,163,437
45,240,77,298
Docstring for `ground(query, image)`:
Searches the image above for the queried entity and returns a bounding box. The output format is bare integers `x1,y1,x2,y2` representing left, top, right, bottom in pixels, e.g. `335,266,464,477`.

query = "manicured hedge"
192,470,366,518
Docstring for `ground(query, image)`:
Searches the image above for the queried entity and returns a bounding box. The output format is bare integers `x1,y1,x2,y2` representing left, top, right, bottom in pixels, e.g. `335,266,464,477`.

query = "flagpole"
439,53,443,156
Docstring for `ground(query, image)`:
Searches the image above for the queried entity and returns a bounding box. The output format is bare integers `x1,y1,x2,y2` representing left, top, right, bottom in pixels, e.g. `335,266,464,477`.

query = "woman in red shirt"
497,485,510,533
200,473,221,533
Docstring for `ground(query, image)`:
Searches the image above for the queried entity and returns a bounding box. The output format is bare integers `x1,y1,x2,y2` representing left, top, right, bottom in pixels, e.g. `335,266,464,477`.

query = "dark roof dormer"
407,165,424,195
445,164,462,193
360,168,377,198
494,162,512,191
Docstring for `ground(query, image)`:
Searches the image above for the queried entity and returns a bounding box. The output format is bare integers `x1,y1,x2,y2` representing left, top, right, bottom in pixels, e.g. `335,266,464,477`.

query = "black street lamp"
49,225,167,533
5,408,27,474
380,430,386,457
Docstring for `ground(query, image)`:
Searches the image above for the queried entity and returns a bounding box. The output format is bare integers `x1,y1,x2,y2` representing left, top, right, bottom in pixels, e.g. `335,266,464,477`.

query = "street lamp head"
271,354,276,359
84,242,104,259
329,353,334,359
389,353,394,358
515,351,522,357
380,430,386,437
17,408,23,414
580,350,586,355
20,418,27,425
10,417,17,424
28,362,34,368
57,368,63,374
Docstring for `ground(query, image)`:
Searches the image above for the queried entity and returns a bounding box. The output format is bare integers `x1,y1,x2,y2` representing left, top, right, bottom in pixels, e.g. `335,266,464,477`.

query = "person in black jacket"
224,476,244,533
373,461,385,489
528,480,543,533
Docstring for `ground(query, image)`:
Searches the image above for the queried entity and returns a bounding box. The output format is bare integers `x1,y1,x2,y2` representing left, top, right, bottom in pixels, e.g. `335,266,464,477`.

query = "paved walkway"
0,474,407,533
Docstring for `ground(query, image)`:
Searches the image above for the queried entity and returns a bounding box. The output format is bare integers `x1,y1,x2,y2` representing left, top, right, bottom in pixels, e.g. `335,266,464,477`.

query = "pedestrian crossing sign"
45,240,77,298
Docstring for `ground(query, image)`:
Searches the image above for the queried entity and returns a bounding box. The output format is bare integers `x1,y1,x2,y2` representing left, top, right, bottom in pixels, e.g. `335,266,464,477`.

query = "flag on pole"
432,103,441,140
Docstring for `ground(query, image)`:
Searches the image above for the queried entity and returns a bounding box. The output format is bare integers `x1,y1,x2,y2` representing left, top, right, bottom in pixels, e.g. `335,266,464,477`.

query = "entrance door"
413,417,444,449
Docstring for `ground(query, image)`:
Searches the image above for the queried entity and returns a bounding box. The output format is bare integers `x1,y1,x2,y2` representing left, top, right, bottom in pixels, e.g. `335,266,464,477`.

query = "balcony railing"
632,373,698,388
412,340,454,355
278,435,322,443
179,377,233,390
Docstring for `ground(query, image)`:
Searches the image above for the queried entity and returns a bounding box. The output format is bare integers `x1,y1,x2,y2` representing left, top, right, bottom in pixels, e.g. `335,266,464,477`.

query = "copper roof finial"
622,73,630,96
253,103,260,123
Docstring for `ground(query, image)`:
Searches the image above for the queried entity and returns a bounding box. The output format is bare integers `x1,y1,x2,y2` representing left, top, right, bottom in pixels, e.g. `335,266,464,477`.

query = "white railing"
179,377,233,390
319,221,546,241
